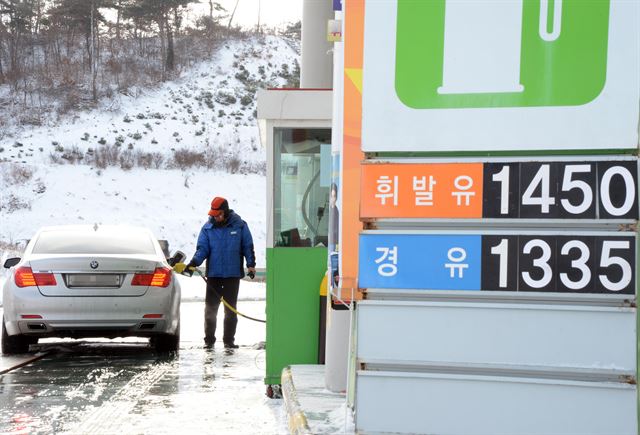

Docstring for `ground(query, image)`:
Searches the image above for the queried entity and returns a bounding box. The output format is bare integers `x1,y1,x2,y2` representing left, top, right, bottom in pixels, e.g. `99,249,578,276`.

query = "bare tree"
1,0,35,89
126,0,194,77
0,8,6,83
227,0,238,28
256,0,260,34
90,0,97,100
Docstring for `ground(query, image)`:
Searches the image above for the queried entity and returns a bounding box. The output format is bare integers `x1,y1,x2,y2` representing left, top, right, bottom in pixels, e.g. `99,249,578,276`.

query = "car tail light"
15,267,57,288
34,272,57,286
131,267,172,288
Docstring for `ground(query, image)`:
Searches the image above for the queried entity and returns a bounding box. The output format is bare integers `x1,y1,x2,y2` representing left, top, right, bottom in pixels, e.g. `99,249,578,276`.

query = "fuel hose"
191,268,266,324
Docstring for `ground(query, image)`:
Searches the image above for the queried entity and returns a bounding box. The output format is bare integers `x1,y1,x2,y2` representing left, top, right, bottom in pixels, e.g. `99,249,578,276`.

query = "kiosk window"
274,128,331,247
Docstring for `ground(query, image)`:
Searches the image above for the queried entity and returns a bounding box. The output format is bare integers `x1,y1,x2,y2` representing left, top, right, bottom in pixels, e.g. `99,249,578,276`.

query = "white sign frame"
361,0,640,152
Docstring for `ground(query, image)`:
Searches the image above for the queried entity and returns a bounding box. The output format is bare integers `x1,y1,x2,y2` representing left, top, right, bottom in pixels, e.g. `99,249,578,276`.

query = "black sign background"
482,160,638,219
481,235,635,295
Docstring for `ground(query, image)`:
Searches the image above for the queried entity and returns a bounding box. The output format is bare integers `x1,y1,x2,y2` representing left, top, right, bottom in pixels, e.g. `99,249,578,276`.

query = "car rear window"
32,230,157,255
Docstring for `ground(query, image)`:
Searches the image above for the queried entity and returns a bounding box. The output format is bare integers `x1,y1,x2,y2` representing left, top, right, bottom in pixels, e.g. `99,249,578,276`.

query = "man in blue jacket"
186,196,256,348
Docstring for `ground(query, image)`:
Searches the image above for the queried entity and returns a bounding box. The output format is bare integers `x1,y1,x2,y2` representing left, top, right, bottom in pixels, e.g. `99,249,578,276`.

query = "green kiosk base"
265,247,327,397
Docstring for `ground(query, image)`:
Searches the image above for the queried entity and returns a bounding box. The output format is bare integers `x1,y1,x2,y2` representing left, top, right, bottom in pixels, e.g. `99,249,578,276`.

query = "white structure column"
301,0,334,88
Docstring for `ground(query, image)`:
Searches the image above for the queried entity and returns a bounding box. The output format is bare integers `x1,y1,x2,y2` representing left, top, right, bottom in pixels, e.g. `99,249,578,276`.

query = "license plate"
66,274,122,288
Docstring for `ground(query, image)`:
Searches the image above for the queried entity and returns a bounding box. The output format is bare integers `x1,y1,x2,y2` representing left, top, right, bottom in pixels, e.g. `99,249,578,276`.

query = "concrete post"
301,0,334,88
324,19,347,393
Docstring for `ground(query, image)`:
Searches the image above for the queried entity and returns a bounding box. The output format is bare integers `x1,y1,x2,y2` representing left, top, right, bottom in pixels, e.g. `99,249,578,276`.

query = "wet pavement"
0,301,288,434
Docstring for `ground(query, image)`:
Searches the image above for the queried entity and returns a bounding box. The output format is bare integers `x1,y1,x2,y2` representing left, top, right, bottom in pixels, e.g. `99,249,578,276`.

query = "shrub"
3,163,34,185
170,148,205,170
151,152,164,169
235,69,250,83
227,155,241,174
91,144,121,169
240,94,252,106
198,91,214,109
49,153,63,164
215,91,237,105
119,150,134,170
61,145,84,164
136,151,164,169
33,182,46,194
0,195,31,213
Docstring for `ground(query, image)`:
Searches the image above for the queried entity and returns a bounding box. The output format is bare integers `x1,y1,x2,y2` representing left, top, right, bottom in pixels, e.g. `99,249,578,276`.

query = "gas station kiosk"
257,89,332,396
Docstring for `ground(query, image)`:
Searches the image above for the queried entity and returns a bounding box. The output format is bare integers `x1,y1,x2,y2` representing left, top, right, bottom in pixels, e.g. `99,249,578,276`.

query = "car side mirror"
167,251,186,267
158,239,170,258
4,257,20,269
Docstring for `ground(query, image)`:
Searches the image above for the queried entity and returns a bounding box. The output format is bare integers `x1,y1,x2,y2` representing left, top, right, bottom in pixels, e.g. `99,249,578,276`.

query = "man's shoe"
224,342,239,349
204,340,215,349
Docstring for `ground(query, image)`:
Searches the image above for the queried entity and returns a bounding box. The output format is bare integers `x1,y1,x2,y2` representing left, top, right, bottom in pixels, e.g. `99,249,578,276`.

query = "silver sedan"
2,225,181,354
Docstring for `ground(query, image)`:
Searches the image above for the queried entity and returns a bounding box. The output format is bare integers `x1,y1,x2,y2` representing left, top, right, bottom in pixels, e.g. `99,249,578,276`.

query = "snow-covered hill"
0,34,299,279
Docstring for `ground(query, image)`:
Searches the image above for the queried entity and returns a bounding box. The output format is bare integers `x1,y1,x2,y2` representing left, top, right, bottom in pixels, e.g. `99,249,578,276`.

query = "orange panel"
340,0,366,301
360,163,484,218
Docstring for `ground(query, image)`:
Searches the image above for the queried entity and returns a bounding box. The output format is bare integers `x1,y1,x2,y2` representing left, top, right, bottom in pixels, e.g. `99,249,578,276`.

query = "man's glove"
247,267,256,279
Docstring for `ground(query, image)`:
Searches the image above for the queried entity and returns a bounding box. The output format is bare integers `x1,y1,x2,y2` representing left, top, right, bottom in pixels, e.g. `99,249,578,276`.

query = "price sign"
360,159,639,220
484,160,638,219
359,232,635,294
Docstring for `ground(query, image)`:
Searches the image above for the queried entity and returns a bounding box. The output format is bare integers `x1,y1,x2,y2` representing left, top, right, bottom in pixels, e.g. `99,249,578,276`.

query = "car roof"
28,225,161,256
38,225,153,235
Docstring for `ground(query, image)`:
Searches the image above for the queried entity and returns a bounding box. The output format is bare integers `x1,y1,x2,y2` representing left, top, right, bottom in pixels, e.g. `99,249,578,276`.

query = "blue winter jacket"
191,211,256,278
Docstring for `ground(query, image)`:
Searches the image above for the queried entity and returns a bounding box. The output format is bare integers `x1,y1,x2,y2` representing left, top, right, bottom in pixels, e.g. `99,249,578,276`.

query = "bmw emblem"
90,261,99,269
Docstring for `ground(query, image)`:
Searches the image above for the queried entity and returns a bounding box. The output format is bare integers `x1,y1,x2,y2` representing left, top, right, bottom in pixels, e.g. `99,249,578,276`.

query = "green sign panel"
395,0,610,109
360,0,638,152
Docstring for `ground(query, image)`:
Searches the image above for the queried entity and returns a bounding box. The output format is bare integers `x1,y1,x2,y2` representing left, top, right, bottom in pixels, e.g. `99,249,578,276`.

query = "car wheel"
153,324,180,353
2,318,31,355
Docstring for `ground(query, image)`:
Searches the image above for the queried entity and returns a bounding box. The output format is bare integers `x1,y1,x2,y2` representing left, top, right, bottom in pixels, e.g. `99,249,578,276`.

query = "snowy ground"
0,299,288,434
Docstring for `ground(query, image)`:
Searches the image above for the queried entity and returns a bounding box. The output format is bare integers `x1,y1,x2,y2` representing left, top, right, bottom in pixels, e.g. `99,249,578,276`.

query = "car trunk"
28,254,162,297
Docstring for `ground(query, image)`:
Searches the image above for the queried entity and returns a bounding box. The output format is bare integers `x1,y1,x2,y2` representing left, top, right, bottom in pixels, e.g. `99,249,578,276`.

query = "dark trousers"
204,277,240,345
